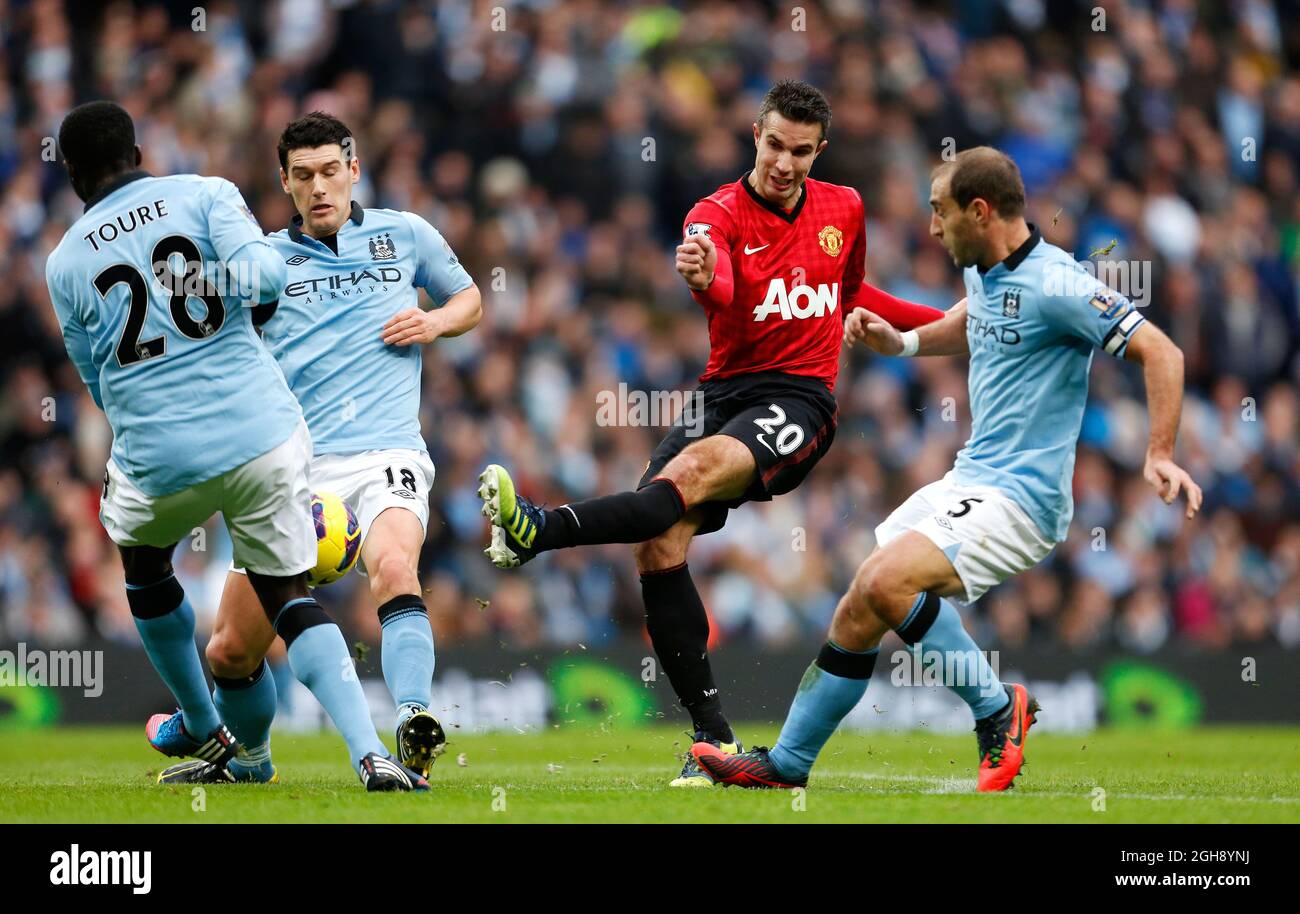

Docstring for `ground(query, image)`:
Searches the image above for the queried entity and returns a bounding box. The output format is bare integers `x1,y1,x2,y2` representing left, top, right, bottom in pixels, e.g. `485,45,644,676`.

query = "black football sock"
533,478,686,551
641,563,734,744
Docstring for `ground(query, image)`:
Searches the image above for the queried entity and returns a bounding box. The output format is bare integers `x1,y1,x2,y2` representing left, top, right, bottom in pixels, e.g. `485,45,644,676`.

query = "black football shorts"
637,370,838,535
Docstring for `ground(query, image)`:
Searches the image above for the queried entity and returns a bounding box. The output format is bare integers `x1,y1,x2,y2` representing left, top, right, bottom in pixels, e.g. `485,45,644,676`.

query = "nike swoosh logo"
755,434,777,456
1006,691,1025,746
744,244,770,255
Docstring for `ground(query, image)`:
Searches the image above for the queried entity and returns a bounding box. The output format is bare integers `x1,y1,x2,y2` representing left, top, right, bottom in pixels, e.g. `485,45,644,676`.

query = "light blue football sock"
269,658,295,714
896,592,1009,720
128,577,221,737
214,659,277,774
378,595,435,717
768,642,878,780
275,598,388,772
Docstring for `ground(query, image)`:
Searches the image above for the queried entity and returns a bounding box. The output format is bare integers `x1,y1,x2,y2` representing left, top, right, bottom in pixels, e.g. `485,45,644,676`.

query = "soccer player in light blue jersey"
47,102,427,792
693,146,1202,792
175,112,482,785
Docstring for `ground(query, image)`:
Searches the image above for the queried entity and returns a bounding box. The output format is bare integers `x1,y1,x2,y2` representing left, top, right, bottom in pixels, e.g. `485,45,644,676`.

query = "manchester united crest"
818,225,843,257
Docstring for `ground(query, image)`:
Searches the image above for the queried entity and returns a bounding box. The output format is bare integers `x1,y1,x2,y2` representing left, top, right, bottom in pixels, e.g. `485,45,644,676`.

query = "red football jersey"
683,173,940,390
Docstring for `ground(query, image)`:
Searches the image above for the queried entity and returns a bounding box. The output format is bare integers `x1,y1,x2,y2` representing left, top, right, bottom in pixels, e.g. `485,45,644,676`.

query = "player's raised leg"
361,506,445,775
480,432,751,567
123,543,239,768
483,434,756,785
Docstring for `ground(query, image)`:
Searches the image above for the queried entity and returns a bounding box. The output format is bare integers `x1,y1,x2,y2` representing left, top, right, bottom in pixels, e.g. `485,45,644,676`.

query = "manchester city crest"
1002,289,1021,318
369,232,397,261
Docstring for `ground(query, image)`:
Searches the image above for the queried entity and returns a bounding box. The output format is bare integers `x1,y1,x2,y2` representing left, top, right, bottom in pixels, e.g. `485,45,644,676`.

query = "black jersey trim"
980,223,1041,274
83,170,153,213
740,171,807,223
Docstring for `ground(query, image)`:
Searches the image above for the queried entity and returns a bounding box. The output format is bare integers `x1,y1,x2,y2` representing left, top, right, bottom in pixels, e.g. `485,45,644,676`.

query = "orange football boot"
691,743,808,789
975,683,1039,792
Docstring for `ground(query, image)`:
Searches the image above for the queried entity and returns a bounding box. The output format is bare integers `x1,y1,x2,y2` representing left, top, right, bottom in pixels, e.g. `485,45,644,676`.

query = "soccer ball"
308,491,361,587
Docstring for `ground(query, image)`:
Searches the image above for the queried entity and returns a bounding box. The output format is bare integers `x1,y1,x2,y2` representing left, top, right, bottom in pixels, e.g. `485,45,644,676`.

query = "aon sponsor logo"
754,279,839,321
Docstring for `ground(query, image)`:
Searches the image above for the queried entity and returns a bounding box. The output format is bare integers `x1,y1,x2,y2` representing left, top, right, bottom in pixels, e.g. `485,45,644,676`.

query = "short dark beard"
946,238,977,270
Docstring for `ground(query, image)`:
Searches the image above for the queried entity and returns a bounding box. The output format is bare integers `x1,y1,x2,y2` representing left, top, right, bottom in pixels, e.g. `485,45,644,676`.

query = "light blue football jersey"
953,226,1146,542
260,203,473,457
45,171,302,497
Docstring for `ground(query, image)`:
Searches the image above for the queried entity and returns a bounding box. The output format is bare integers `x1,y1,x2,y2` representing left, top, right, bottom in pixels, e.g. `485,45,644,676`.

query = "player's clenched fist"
843,307,903,354
676,231,717,291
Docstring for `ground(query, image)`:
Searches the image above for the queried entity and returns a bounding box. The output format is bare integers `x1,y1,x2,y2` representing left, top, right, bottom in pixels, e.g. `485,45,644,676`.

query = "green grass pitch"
2,724,1297,823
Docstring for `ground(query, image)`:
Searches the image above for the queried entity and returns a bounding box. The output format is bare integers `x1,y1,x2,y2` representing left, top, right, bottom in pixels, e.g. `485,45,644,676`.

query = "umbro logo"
286,254,310,266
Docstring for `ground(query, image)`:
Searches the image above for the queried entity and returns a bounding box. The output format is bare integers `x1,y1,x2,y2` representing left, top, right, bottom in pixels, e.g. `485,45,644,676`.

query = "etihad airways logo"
753,278,839,321
284,267,402,298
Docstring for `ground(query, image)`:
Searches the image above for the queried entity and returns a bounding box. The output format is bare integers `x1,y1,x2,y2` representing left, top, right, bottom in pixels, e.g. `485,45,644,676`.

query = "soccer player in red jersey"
478,80,944,785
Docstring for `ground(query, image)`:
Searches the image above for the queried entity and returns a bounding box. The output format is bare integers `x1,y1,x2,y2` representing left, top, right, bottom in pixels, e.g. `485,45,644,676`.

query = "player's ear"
64,162,82,199
752,122,761,147
350,155,360,185
814,138,828,158
133,145,143,167
279,167,290,194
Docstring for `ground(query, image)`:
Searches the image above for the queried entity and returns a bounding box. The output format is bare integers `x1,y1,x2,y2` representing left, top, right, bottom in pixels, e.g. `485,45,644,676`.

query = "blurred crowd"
1,0,1298,658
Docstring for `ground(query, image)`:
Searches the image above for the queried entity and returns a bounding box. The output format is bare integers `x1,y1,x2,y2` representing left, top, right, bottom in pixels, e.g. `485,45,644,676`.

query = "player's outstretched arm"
382,282,482,346
845,298,968,357
851,282,946,331
1123,321,1202,518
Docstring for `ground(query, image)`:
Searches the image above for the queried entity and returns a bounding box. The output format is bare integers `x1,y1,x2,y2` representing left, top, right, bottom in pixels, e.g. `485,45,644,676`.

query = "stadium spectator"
0,0,1296,656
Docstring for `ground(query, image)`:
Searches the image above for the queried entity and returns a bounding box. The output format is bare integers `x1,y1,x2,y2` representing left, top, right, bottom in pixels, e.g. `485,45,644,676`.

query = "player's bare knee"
368,553,418,600
833,577,876,632
852,558,899,620
206,635,260,680
634,534,687,573
631,539,655,570
659,453,707,506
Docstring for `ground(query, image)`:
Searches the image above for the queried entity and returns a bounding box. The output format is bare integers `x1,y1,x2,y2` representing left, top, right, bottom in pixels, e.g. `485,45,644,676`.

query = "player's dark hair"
57,101,139,200
939,147,1026,218
277,111,355,170
756,79,831,142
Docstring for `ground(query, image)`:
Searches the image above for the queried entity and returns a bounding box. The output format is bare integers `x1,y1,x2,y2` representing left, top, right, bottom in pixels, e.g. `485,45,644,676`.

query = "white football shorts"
231,447,435,577
100,419,315,577
874,470,1056,604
